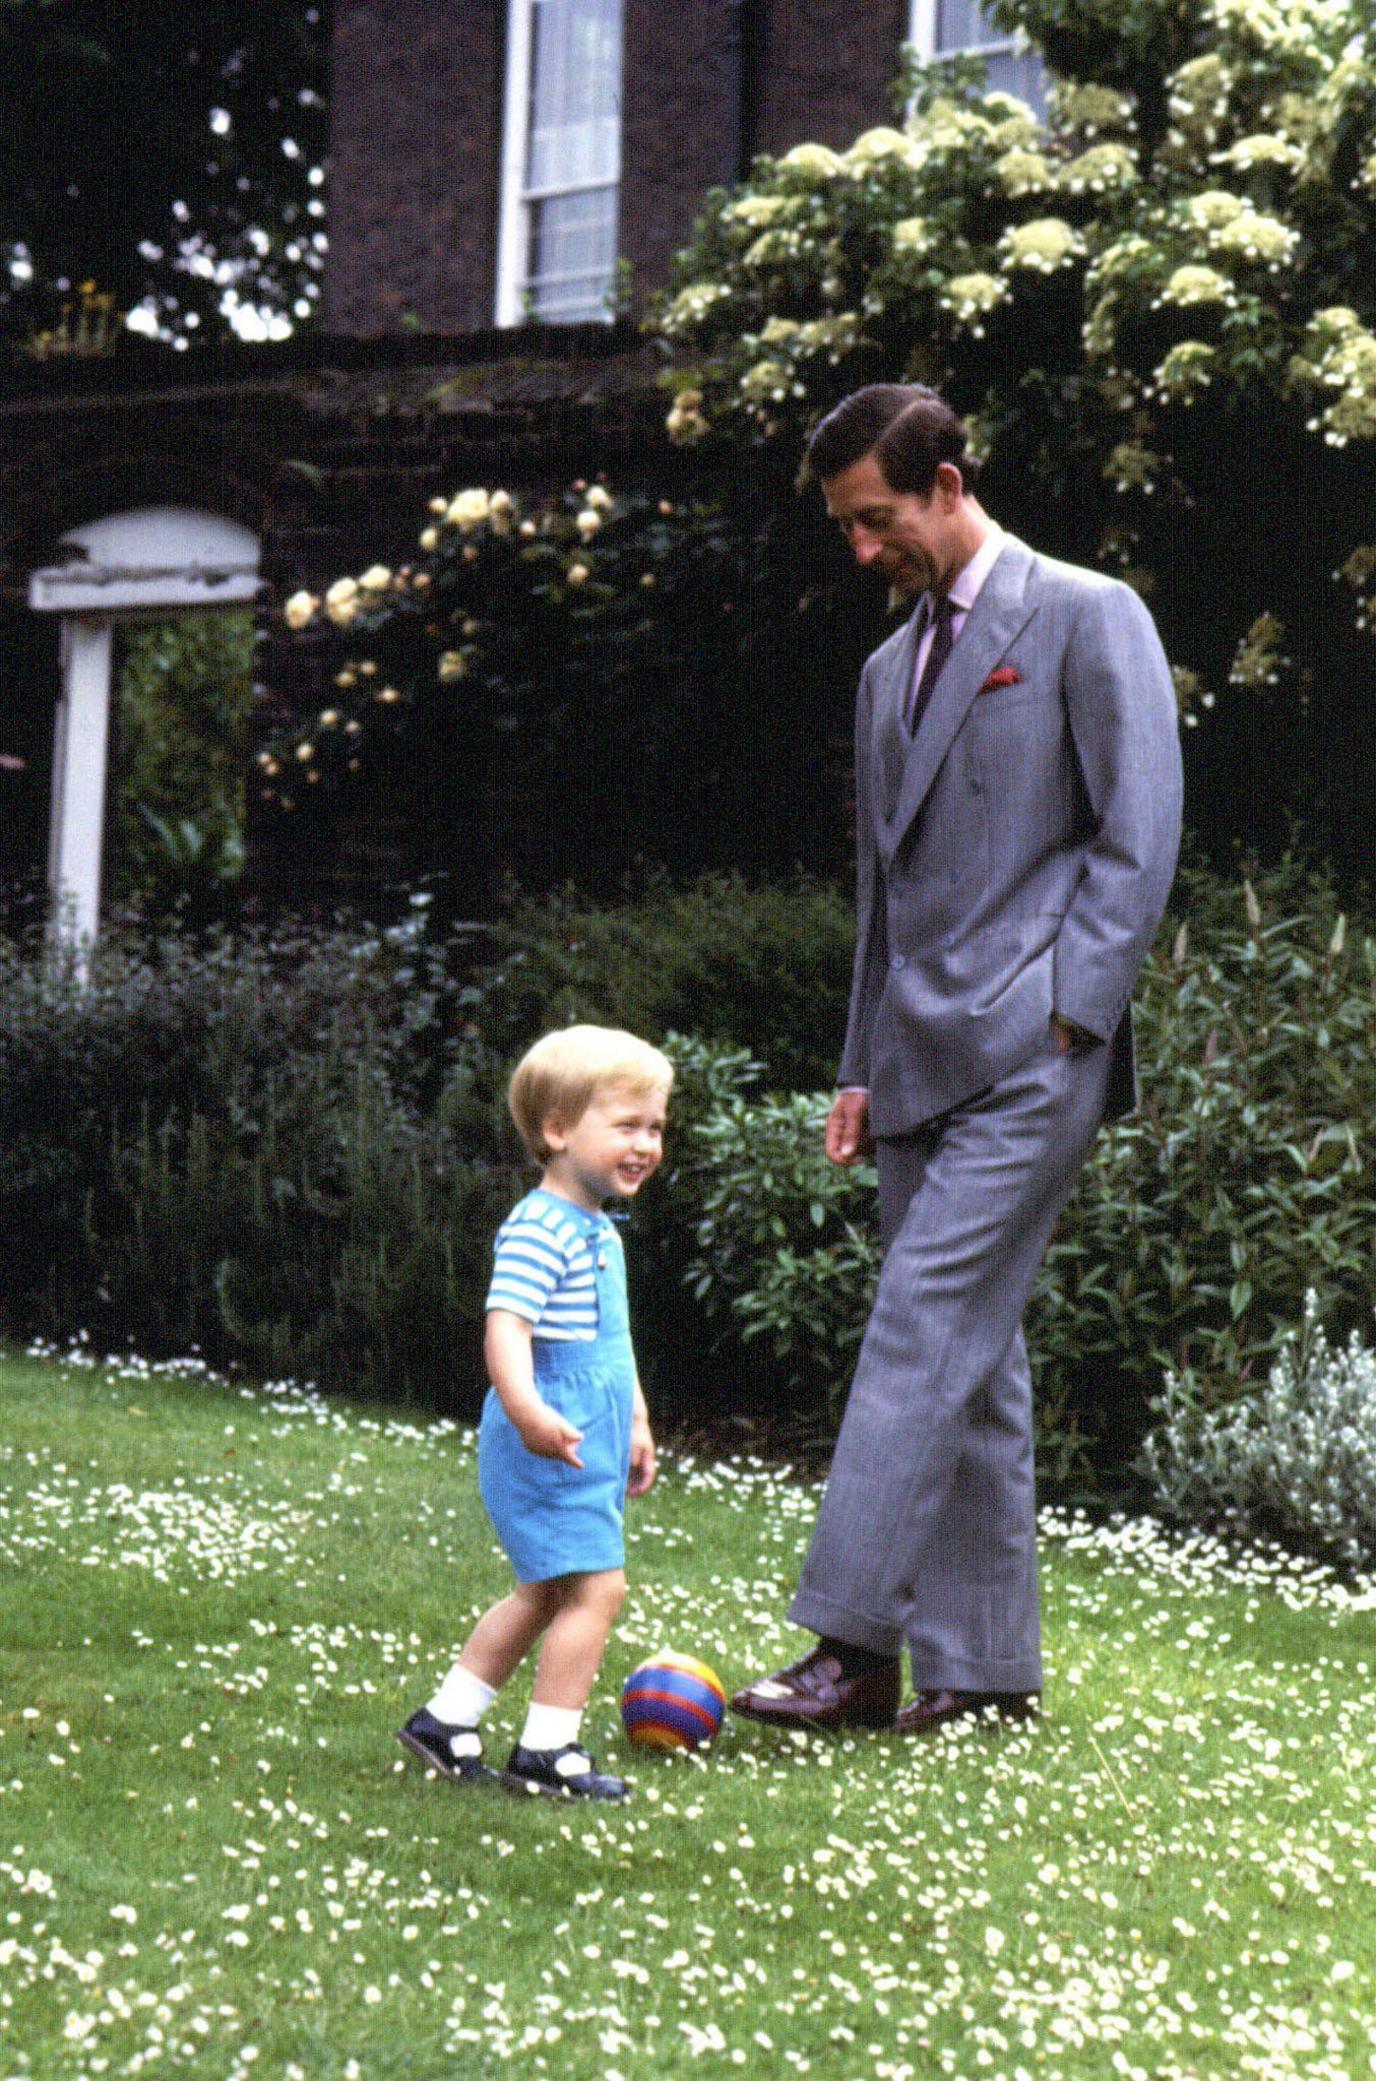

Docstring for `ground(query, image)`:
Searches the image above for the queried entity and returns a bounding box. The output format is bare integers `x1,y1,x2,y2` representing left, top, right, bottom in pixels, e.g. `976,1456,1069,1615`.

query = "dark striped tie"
906,594,955,733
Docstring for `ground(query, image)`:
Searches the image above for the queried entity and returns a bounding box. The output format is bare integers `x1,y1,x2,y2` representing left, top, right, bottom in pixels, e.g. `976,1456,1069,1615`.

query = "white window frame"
494,0,623,327
907,0,1044,102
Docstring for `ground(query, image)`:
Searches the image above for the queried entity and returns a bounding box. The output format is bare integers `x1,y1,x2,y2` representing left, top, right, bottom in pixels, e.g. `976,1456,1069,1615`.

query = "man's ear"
933,459,965,506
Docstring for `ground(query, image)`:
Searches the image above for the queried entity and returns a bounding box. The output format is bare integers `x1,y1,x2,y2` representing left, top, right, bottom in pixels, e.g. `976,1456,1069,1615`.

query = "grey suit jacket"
838,534,1183,1133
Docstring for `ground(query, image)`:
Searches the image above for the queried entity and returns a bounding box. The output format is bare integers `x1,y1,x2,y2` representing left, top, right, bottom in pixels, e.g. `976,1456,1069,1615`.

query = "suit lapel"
878,538,1039,870
874,606,926,820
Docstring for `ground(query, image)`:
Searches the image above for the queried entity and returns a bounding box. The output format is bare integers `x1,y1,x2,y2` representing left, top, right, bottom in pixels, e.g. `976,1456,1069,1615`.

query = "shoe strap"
552,1746,594,1780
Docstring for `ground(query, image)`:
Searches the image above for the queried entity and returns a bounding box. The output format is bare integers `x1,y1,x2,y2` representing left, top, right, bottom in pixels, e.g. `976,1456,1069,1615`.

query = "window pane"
935,0,990,47
984,45,1046,108
528,186,619,320
526,0,623,192
521,0,623,319
933,0,1046,113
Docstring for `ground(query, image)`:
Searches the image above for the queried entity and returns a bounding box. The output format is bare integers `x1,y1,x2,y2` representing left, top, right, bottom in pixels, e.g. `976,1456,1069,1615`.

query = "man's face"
821,450,957,601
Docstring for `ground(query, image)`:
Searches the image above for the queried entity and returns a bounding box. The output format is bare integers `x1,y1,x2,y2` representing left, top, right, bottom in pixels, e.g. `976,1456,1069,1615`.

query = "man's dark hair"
802,383,982,495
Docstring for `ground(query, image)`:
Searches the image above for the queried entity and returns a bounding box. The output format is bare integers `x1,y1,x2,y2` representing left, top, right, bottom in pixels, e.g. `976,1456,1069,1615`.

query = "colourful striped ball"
621,1651,726,1751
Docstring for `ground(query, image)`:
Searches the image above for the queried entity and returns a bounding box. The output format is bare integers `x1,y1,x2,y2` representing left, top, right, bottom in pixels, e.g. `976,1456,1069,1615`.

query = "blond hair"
508,1024,674,1162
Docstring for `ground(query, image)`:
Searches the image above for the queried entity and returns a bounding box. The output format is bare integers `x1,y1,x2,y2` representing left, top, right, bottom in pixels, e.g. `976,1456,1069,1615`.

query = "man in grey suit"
731,385,1182,1735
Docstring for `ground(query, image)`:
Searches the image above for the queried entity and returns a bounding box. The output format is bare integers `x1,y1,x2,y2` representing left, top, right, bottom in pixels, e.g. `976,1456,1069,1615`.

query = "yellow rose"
359,564,392,592
283,589,318,631
567,563,590,586
324,577,360,627
446,488,491,531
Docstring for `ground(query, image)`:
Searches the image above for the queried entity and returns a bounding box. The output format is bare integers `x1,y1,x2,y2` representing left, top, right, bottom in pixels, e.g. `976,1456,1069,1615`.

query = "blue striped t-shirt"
485,1189,610,1341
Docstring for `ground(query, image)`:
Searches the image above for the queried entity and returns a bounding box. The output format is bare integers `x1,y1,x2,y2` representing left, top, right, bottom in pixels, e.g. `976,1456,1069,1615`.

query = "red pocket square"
980,666,1023,693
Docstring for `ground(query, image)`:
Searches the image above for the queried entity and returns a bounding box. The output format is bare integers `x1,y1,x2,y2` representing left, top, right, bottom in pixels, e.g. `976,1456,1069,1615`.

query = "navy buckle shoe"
397,1707,494,1785
501,1741,630,1802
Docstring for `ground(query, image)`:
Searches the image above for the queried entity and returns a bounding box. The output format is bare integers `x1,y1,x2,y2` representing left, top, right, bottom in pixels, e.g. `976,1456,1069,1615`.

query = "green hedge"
653,859,1376,1493
3,862,1371,1502
0,877,851,1409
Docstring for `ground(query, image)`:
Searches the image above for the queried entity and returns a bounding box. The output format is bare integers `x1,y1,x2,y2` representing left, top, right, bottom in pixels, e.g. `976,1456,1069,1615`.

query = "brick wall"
325,0,507,335
326,0,903,337
755,0,910,156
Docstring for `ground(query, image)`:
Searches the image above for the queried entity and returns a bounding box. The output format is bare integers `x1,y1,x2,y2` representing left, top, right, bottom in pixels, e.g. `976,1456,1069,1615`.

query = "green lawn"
2,1345,1375,2080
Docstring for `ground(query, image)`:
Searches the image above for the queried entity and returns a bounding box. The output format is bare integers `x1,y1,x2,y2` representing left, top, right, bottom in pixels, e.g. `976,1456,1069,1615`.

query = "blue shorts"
477,1336,634,1583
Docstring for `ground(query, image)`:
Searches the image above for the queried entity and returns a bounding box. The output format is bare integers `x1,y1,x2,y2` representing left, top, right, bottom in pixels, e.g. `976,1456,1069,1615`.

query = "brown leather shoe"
892,1689,1039,1735
730,1646,901,1732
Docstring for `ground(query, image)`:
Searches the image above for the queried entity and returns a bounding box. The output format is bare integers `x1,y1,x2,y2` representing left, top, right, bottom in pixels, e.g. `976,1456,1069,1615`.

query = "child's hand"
516,1403,584,1467
627,1414,657,1497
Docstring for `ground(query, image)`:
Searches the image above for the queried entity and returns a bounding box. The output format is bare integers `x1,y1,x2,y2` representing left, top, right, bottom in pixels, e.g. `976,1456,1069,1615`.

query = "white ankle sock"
428,1665,497,1728
520,1702,582,1753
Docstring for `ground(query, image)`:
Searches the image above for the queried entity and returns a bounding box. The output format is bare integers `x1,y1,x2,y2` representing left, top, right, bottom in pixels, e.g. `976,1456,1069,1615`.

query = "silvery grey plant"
1142,1294,1376,1571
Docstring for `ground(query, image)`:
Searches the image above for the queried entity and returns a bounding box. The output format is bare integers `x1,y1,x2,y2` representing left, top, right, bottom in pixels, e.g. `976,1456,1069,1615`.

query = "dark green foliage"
0,874,854,1412
5,862,1373,1490
653,861,1376,1495
270,478,888,900
1032,858,1376,1473
109,613,255,916
0,1,327,345
0,912,517,1406
468,871,856,1092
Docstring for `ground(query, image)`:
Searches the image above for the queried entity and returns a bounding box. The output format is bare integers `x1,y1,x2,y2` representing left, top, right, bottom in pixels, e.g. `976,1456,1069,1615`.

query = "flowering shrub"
648,0,1376,872
265,464,889,893
1143,1295,1376,1571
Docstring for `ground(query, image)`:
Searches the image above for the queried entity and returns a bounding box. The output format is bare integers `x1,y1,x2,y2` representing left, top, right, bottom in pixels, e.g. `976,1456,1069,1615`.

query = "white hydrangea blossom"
1291,308,1376,445
445,488,490,531
891,215,931,254
777,142,842,178
1154,341,1218,403
1212,210,1300,267
994,147,1054,197
1214,132,1305,172
1054,82,1135,136
741,228,807,269
940,272,1009,334
1089,234,1156,286
1060,143,1138,195
1184,189,1247,230
844,126,923,172
1159,264,1234,307
1212,0,1348,54
738,359,798,404
660,281,732,336
998,218,1086,274
724,193,794,227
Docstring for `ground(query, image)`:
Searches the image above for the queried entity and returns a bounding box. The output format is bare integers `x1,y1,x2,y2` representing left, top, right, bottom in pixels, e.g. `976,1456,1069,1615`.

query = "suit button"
891,955,906,970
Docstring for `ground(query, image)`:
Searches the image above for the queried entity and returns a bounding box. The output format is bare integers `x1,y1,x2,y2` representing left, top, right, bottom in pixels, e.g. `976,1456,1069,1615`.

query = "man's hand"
627,1413,657,1497
1050,1013,1096,1055
513,1401,584,1467
826,1088,874,1166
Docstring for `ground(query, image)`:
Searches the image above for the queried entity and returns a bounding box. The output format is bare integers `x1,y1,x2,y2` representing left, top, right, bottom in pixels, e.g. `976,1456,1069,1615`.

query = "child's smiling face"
541,1080,668,1211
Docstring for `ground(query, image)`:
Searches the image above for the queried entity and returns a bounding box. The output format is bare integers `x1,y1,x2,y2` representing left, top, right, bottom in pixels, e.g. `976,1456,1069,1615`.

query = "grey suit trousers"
790,1032,1112,1692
